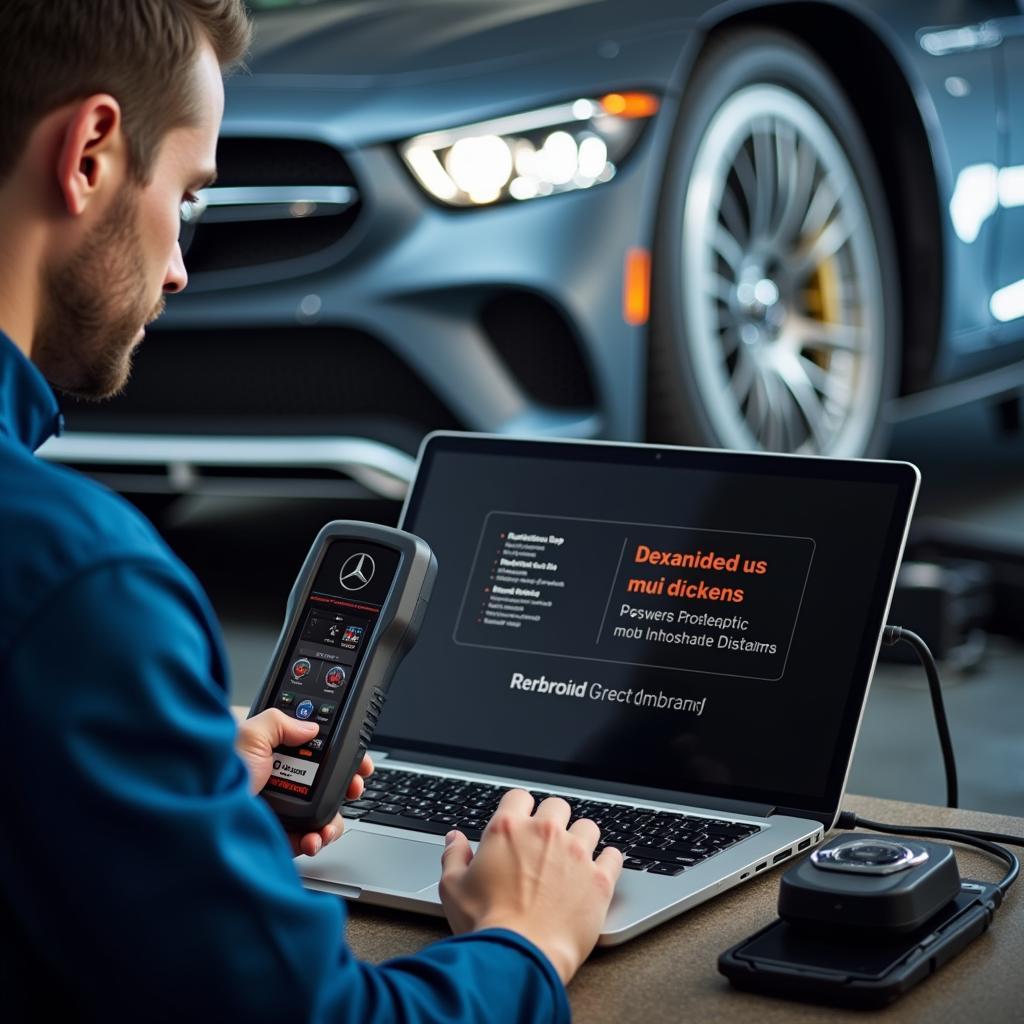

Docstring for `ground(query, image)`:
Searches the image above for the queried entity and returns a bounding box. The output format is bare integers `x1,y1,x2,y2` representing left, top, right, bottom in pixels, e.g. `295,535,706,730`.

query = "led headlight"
401,93,659,207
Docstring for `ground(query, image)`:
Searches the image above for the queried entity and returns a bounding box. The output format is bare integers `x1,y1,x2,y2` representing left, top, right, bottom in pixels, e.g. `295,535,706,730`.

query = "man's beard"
34,190,165,401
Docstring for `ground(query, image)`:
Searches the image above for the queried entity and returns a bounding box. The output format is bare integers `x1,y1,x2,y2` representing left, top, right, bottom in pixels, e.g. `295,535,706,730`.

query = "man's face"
34,44,224,400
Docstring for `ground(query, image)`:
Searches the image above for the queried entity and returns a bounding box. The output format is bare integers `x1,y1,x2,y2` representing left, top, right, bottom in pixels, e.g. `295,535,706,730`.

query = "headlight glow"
445,135,514,204
401,92,659,207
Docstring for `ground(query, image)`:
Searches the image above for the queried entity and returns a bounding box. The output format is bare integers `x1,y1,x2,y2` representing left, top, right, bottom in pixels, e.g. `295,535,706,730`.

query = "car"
44,0,1024,500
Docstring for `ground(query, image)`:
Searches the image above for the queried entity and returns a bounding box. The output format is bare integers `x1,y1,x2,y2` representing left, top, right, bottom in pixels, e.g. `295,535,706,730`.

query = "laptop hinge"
374,747,778,820
772,805,834,829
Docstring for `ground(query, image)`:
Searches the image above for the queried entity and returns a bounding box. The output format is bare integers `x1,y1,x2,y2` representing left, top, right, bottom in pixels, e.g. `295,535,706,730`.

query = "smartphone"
249,521,435,834
718,881,999,1008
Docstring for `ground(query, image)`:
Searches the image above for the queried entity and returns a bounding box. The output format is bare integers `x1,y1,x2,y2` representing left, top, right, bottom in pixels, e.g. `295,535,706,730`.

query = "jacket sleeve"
1,557,570,1024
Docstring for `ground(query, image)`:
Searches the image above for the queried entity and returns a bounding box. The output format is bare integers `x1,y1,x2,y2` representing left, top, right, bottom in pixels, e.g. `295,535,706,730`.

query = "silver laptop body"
296,434,919,945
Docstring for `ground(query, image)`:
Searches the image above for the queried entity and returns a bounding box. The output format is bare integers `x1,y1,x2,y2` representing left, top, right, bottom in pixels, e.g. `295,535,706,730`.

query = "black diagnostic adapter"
719,834,1003,1007
779,835,962,932
249,521,436,834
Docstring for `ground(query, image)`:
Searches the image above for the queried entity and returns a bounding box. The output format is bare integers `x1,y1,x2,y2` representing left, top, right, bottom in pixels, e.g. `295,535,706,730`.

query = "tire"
648,28,899,457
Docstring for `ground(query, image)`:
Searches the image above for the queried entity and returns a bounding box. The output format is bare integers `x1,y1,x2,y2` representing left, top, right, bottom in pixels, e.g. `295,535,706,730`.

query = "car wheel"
649,28,899,457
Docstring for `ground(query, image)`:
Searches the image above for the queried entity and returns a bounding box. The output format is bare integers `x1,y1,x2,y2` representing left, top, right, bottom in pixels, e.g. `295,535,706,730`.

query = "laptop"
296,433,919,945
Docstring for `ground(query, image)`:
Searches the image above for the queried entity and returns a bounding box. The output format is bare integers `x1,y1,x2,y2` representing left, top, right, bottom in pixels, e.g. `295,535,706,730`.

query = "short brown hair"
0,1,251,185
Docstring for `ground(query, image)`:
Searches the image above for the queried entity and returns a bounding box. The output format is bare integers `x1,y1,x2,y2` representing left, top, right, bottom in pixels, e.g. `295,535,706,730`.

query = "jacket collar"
0,330,63,452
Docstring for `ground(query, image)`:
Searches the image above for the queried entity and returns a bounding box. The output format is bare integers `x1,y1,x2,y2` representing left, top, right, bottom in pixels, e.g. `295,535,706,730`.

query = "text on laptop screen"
381,439,915,812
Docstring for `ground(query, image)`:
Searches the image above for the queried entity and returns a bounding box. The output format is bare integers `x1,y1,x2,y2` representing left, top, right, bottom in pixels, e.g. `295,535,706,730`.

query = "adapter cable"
837,625,1021,902
881,625,958,809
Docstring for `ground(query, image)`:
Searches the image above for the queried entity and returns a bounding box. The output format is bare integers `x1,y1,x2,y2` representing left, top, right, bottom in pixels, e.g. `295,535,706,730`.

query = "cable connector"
882,624,904,646
834,810,859,830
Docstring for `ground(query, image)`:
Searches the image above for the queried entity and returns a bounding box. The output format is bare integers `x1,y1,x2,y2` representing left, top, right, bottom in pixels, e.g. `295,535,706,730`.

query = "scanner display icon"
340,552,375,591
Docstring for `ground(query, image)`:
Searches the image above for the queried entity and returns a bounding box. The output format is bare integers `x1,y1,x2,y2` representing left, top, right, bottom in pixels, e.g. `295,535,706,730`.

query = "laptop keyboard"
341,767,762,876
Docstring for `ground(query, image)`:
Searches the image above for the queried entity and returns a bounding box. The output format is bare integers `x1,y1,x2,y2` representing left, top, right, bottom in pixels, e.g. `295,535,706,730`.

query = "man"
0,2,622,1019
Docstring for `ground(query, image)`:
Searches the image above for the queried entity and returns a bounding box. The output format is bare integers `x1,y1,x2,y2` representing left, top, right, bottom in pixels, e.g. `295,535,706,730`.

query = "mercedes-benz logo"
339,552,375,591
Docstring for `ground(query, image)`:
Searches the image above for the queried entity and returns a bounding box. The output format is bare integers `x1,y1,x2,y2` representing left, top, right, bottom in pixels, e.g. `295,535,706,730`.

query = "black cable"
833,628,1020,897
882,624,959,808
835,811,1021,899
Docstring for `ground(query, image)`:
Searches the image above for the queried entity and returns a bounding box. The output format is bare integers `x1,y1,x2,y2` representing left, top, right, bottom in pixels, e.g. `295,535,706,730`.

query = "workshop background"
43,0,1024,815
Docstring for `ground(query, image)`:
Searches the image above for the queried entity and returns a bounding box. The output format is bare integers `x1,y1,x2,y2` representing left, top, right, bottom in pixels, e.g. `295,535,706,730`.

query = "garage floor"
157,400,1024,818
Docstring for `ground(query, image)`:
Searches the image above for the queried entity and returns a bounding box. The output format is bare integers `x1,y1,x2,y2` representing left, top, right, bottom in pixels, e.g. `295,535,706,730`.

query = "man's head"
0,1,251,399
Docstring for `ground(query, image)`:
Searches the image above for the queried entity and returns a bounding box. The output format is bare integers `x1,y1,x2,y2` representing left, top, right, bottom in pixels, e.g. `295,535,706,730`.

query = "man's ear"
55,95,125,217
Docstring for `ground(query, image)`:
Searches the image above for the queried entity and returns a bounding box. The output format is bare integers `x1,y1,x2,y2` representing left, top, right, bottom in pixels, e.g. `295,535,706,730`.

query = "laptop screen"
380,434,918,815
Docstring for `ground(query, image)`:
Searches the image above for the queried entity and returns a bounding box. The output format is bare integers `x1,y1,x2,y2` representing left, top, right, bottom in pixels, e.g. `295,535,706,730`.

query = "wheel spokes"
786,314,865,353
792,206,862,282
685,84,883,456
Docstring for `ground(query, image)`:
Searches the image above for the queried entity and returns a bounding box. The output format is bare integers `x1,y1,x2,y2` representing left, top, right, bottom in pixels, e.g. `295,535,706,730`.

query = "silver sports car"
47,0,1024,499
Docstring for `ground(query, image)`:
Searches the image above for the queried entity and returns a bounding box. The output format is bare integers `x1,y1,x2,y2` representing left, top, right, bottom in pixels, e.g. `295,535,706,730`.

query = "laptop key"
628,844,673,860
648,862,687,876
705,836,736,848
705,823,755,838
341,807,367,819
666,842,705,856
660,853,700,866
607,832,643,845
622,857,654,871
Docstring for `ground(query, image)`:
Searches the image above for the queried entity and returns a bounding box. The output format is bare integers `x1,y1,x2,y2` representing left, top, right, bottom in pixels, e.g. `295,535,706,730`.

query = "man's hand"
439,789,623,985
235,708,373,858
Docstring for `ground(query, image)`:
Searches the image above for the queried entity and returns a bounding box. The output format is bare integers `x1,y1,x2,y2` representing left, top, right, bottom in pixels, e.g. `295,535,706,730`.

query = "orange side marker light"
624,247,651,326
600,92,660,119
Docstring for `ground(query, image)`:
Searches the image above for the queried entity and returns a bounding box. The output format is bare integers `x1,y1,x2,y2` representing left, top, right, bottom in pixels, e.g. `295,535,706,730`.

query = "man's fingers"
534,796,572,828
288,812,346,859
491,788,535,822
595,845,625,885
322,812,345,845
263,709,319,747
440,830,473,878
568,817,601,852
346,754,374,799
298,832,324,857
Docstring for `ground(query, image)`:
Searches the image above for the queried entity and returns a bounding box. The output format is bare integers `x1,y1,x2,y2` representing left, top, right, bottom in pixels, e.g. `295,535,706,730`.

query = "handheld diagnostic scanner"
249,521,436,833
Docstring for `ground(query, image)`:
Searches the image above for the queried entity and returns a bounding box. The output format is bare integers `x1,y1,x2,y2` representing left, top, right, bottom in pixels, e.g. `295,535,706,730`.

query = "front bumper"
56,36,692,497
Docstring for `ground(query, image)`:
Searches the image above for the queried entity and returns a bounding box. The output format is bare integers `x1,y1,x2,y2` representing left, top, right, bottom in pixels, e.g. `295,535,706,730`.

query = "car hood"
248,0,696,79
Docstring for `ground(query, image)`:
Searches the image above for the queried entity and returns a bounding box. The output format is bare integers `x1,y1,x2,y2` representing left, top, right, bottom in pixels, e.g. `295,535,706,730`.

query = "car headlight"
400,92,659,207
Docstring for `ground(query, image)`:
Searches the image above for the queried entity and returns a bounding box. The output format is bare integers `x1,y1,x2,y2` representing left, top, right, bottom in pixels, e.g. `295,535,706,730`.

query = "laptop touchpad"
300,831,442,893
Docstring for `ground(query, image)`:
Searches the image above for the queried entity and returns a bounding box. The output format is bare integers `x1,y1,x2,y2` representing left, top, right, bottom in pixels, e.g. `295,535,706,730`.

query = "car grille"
181,137,361,275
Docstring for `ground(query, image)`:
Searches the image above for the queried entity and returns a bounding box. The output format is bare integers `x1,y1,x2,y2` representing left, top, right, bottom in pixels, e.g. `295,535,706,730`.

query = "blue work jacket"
0,330,569,1023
